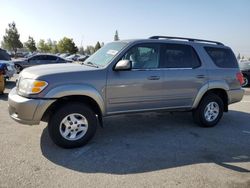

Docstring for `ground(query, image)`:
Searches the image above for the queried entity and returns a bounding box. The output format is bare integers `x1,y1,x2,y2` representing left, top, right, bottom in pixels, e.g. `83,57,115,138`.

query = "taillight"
236,72,244,85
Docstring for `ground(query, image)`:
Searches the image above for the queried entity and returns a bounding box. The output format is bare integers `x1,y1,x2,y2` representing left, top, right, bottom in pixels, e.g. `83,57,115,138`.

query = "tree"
78,46,85,55
24,36,37,52
50,41,59,54
37,39,51,52
57,37,78,54
94,41,101,52
237,53,241,60
85,45,95,55
2,22,23,55
101,42,104,47
114,30,119,41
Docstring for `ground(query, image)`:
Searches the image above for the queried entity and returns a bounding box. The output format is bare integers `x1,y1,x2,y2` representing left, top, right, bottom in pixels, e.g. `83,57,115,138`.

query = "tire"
242,75,249,87
192,93,224,127
48,102,98,148
14,64,23,74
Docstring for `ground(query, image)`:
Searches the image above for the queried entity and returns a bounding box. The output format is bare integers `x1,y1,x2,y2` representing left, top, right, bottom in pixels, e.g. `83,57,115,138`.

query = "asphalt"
0,80,249,188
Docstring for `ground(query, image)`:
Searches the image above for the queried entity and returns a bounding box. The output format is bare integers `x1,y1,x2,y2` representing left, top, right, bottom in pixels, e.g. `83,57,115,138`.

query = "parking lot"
0,80,250,188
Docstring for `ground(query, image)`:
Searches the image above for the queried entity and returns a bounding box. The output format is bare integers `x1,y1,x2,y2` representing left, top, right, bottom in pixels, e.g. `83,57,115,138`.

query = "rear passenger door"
160,43,207,108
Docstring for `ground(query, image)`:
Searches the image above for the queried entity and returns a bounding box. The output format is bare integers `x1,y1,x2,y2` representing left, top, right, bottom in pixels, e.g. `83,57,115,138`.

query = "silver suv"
8,36,244,148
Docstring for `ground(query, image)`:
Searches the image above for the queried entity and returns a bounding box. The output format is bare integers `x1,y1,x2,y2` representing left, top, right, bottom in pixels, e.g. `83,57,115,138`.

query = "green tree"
24,36,37,52
2,22,23,55
57,37,78,54
94,41,101,52
37,39,51,53
114,30,119,41
50,41,58,54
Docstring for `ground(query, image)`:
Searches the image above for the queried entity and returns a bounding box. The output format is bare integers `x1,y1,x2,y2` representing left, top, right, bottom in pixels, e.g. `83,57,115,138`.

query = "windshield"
85,42,128,67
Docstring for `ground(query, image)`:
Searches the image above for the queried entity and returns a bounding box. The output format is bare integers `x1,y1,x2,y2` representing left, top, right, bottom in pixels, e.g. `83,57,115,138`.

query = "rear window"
204,47,238,68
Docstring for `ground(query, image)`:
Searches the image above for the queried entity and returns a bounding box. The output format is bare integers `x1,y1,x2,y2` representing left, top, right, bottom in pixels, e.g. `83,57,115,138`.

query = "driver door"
106,43,166,114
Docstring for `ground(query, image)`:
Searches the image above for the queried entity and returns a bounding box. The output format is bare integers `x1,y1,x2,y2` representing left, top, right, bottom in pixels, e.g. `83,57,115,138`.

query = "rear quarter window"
204,47,238,68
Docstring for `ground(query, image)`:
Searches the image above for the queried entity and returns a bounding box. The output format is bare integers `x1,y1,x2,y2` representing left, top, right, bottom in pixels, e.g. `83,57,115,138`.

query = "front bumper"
8,87,56,125
227,88,245,104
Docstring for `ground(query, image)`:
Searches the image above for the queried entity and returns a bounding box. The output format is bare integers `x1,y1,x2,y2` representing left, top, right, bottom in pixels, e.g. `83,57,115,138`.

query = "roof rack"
149,36,224,46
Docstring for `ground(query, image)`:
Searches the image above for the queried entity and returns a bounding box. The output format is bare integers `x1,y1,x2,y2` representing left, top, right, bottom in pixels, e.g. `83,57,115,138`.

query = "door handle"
147,76,160,80
196,75,205,79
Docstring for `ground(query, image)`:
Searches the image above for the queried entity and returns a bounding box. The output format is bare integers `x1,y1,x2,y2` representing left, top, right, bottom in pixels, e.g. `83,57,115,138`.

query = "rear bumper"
8,87,55,125
227,88,245,105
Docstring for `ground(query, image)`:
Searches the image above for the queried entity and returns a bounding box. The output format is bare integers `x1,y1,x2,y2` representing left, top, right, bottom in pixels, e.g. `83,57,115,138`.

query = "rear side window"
160,44,201,68
204,47,238,68
46,55,57,61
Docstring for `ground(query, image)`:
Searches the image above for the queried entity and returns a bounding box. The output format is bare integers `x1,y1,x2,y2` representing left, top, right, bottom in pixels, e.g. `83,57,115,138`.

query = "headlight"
18,78,48,95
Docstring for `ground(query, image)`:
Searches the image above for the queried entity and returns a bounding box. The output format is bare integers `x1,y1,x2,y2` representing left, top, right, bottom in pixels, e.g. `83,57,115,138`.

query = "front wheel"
193,93,224,127
48,103,98,148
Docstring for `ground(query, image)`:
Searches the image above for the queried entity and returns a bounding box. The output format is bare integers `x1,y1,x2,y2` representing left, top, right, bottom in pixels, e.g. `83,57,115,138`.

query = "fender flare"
192,80,229,109
44,84,105,115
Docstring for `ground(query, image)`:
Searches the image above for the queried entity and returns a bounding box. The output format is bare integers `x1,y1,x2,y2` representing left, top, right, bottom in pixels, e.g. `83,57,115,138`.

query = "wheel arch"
42,95,103,124
193,81,229,112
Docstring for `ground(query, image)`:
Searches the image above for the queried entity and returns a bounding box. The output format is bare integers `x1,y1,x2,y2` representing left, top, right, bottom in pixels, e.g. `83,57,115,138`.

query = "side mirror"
114,60,132,71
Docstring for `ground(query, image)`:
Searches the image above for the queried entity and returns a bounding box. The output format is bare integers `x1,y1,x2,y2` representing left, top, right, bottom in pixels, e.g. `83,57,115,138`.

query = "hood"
20,63,98,79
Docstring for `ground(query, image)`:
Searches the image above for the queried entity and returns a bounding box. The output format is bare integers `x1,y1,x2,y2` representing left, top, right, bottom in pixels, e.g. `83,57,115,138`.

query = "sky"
0,0,250,56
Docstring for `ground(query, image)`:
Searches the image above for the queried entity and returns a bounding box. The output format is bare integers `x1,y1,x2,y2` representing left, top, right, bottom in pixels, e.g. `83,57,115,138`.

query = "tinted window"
205,47,238,68
29,55,41,60
160,44,201,68
0,50,11,61
122,44,159,69
46,55,57,61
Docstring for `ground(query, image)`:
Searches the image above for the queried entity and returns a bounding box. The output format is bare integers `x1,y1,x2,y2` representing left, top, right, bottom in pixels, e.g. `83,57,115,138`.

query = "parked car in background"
59,53,70,58
239,60,250,87
8,36,244,148
0,48,11,61
0,48,16,80
66,54,81,61
13,54,72,73
0,61,16,80
77,55,89,62
0,63,6,94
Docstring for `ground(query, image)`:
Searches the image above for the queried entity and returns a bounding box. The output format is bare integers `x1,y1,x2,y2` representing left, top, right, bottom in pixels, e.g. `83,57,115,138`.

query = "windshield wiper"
82,61,99,68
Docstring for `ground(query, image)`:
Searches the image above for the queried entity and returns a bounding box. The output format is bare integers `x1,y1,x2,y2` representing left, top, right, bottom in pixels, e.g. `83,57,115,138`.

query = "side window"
122,44,159,69
160,44,201,68
204,47,238,68
29,55,40,61
46,55,57,61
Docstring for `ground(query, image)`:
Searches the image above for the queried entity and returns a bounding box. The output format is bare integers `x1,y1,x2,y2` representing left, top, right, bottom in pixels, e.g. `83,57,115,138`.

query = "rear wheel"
48,103,98,148
193,93,224,127
242,75,249,87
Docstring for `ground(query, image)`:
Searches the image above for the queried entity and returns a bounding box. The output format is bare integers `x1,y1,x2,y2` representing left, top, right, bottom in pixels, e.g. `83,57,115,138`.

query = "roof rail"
149,36,224,45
